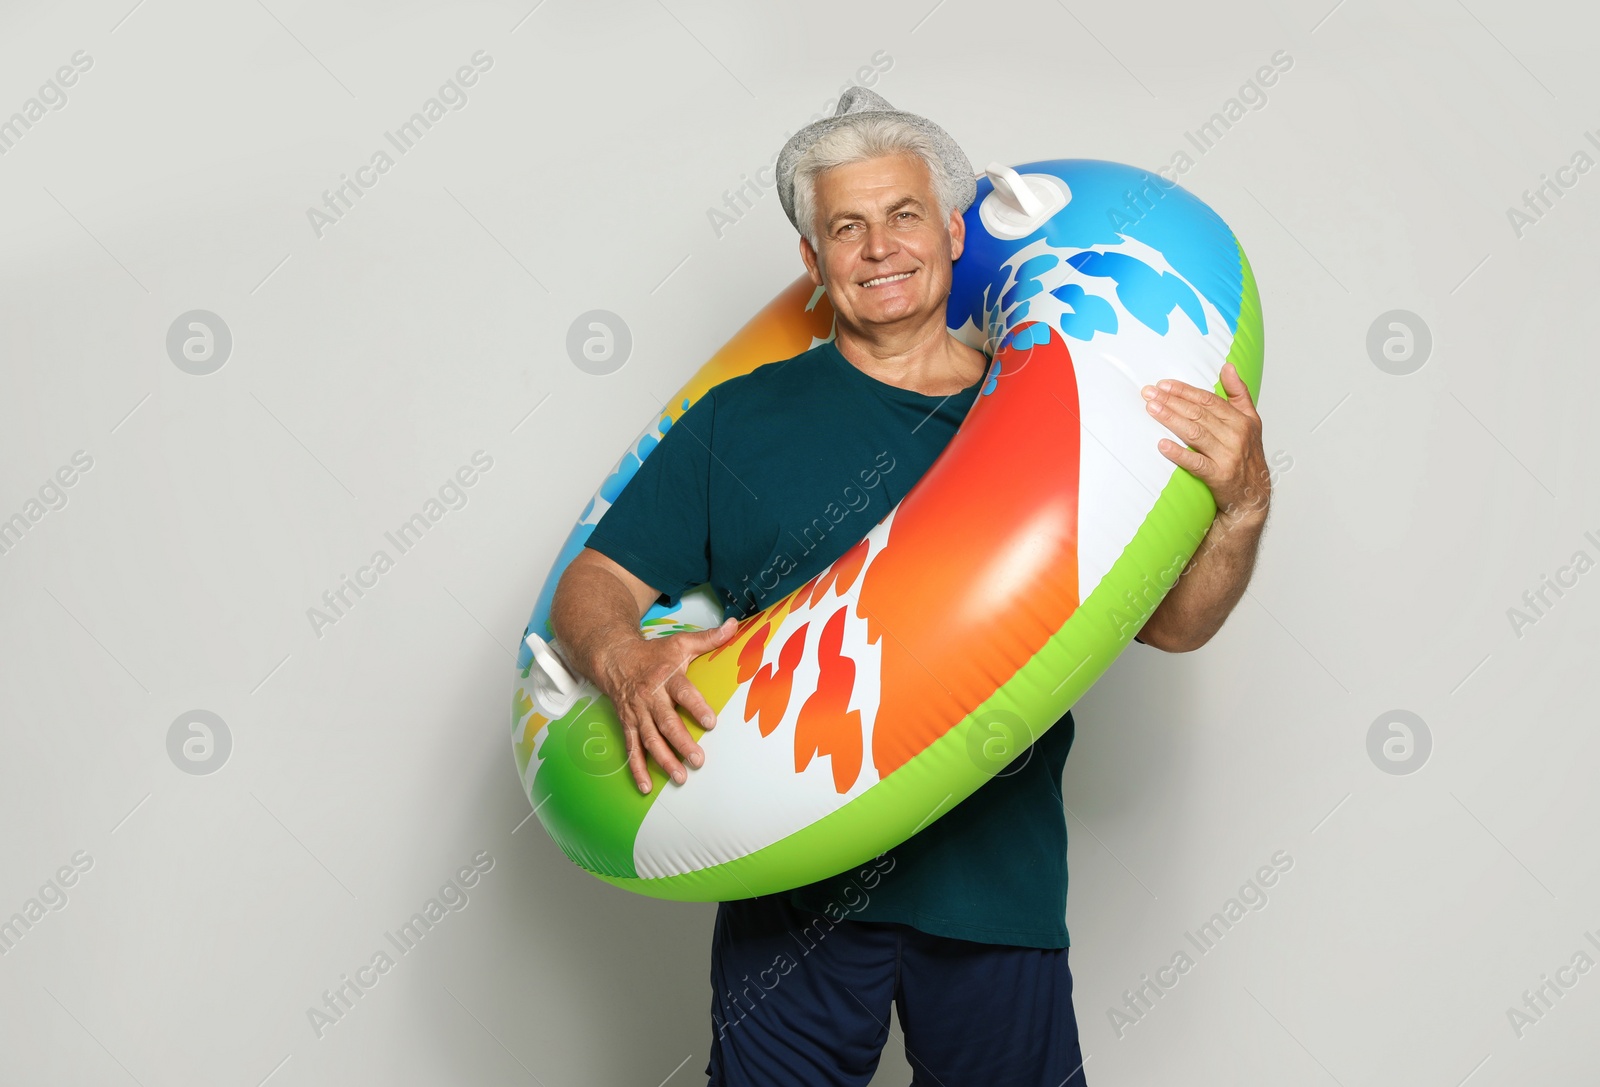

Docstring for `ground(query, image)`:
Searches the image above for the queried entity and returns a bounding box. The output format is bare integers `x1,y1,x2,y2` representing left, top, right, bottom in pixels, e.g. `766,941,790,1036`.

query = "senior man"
550,88,1270,1086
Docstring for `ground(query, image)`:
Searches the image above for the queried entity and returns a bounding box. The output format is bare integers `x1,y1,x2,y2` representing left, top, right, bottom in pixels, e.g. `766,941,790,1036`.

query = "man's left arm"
1136,361,1270,654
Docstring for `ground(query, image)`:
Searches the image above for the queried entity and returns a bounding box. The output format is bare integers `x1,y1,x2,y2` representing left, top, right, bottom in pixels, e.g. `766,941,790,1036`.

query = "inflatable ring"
513,158,1263,901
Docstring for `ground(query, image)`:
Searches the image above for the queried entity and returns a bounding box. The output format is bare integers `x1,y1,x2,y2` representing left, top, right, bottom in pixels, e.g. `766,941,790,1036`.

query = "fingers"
1144,378,1225,417
1144,388,1216,447
1143,377,1258,467
606,621,741,795
666,670,717,731
617,698,692,794
1218,362,1260,417
1154,416,1242,490
619,714,653,795
645,688,698,785
1157,436,1213,478
675,616,739,655
636,710,688,787
1144,365,1258,419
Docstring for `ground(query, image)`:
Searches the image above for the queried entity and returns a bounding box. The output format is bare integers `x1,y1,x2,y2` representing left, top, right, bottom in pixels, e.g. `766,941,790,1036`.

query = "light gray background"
2,0,1595,1084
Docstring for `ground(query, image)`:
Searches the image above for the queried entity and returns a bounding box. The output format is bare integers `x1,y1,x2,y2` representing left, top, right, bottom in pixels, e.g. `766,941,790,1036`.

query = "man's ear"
799,235,823,287
948,207,966,261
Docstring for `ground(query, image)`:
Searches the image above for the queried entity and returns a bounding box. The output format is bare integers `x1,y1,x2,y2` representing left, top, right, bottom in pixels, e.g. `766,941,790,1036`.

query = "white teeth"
863,272,913,287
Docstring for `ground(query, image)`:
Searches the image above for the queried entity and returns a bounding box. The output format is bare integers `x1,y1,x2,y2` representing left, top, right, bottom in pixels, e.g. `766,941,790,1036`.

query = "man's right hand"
593,617,740,794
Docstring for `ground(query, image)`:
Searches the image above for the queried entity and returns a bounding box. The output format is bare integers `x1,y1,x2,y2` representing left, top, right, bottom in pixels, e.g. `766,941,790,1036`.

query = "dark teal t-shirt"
585,339,1075,949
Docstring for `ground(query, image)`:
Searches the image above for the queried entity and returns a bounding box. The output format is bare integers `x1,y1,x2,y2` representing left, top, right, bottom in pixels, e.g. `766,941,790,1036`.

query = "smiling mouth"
860,270,915,288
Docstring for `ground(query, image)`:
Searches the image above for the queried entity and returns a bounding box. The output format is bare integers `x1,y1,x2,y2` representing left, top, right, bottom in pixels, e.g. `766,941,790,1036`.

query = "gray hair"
790,114,966,249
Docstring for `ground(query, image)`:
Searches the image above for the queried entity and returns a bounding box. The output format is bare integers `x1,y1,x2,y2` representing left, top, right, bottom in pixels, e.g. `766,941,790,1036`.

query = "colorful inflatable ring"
513,158,1263,901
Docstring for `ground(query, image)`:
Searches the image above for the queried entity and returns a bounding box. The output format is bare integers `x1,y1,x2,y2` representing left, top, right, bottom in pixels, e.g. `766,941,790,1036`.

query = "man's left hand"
1141,361,1269,525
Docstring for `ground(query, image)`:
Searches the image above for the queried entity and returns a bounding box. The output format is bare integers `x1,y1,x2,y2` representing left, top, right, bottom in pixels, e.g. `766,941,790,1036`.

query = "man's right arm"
550,390,734,792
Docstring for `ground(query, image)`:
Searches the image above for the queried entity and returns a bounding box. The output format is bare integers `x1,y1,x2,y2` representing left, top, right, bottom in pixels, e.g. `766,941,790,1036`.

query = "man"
549,88,1270,1086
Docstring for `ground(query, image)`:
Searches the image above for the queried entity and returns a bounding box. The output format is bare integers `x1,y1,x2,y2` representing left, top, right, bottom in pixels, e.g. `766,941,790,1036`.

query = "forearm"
1140,507,1267,652
549,564,646,684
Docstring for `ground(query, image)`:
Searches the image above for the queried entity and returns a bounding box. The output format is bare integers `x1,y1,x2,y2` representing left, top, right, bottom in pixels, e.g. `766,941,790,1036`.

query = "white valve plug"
979,163,1070,239
523,630,586,719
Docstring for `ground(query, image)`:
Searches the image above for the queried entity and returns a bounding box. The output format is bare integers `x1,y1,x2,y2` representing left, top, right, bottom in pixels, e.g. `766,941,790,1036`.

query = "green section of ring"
587,240,1264,901
521,684,655,881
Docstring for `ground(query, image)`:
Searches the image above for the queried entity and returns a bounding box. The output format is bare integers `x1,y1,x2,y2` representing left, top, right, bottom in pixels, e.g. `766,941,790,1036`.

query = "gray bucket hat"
775,87,977,235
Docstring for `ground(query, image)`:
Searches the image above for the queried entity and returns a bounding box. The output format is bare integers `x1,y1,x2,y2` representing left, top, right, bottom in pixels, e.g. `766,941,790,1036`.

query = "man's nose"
862,220,896,258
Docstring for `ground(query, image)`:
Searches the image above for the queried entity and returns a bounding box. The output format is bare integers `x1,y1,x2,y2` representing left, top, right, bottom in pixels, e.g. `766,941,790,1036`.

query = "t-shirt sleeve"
584,392,715,609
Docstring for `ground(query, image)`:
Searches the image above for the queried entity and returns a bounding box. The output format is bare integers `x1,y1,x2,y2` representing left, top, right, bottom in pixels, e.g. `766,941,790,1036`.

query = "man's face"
799,152,965,336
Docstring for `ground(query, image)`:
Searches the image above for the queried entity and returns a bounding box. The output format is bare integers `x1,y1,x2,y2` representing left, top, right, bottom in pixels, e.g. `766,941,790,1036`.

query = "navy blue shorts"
705,894,1088,1087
